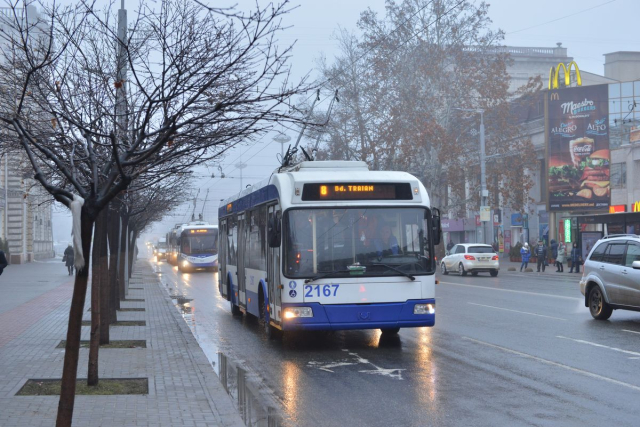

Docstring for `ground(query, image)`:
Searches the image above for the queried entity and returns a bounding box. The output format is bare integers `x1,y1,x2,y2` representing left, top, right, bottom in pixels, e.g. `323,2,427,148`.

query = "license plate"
479,257,489,261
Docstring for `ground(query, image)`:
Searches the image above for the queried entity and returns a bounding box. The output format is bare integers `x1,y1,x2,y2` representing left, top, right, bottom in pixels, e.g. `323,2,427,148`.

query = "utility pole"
235,161,247,191
115,0,127,141
273,133,291,163
455,108,488,244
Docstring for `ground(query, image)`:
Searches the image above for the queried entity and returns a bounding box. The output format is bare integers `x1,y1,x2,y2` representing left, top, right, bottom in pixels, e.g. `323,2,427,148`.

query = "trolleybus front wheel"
380,327,400,335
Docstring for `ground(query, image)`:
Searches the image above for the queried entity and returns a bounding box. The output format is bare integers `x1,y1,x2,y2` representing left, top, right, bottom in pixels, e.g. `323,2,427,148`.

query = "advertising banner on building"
547,84,610,211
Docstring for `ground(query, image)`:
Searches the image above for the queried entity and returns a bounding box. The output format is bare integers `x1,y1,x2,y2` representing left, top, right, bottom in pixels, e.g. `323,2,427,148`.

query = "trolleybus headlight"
182,260,190,268
283,307,313,319
414,303,435,315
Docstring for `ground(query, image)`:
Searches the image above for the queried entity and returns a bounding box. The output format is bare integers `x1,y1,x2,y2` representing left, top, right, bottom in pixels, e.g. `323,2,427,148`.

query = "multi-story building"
0,5,54,263
443,45,640,254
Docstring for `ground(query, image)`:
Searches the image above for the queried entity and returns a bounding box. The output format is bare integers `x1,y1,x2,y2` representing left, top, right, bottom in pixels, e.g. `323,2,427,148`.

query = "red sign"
609,205,626,213
475,215,481,226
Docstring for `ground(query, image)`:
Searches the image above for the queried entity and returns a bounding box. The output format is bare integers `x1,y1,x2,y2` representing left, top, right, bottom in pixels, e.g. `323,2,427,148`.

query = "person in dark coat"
569,242,582,273
64,245,75,276
535,240,548,272
0,250,8,275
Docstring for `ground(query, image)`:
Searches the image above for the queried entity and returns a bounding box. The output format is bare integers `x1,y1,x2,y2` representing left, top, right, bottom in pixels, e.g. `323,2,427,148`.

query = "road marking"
463,337,640,392
557,336,640,357
468,302,567,321
308,351,405,379
439,281,581,300
623,329,640,335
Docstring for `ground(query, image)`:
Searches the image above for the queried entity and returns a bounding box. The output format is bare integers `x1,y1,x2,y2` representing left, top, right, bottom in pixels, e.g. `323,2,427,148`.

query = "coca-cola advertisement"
547,84,610,211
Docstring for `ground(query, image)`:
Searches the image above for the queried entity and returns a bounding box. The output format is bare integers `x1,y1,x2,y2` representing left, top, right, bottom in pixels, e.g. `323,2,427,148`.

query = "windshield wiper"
304,270,349,284
372,263,416,281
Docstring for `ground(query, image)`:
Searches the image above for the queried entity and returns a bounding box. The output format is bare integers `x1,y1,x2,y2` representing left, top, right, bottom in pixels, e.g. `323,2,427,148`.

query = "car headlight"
283,307,313,319
414,303,435,315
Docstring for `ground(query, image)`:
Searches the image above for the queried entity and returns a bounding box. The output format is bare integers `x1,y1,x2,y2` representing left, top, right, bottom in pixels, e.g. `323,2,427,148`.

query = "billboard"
547,84,610,211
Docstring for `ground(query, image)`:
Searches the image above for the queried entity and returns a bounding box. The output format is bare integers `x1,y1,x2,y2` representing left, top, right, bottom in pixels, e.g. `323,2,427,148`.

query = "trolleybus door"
219,219,227,297
237,213,247,308
267,204,282,322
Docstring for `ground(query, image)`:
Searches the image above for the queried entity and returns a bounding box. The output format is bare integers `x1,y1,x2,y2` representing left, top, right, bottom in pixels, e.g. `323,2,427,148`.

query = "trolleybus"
218,160,441,337
177,223,219,273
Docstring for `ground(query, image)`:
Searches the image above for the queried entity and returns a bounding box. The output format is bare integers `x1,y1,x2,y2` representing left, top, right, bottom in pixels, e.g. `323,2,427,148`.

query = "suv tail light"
491,255,499,260
464,255,476,260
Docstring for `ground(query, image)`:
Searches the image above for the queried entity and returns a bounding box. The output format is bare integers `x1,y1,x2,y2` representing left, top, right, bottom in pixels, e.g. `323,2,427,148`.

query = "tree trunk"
87,210,104,386
128,229,138,279
56,208,94,427
98,209,110,344
118,214,129,300
107,204,120,320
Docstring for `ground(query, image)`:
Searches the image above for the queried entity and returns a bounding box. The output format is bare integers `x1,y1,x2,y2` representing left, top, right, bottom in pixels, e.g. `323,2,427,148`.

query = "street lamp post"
455,108,487,244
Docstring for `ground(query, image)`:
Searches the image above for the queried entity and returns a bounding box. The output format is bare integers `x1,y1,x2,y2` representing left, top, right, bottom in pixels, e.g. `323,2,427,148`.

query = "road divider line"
463,337,640,392
439,281,582,300
468,302,566,320
556,336,640,357
623,329,640,335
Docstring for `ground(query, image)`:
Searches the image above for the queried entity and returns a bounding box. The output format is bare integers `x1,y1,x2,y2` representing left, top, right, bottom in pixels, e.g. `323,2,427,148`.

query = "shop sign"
441,219,465,232
511,213,523,227
634,201,640,213
564,219,572,243
609,205,626,213
548,61,582,90
547,84,610,212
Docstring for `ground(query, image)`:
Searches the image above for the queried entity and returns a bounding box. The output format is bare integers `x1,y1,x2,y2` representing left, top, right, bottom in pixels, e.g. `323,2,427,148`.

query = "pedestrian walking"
63,244,75,276
520,242,531,272
550,239,558,267
0,250,8,276
556,242,566,272
535,240,547,272
569,242,582,273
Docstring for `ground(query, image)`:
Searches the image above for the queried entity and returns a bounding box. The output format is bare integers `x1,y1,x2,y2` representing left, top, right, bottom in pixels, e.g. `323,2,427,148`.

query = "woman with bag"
556,242,566,272
63,245,74,276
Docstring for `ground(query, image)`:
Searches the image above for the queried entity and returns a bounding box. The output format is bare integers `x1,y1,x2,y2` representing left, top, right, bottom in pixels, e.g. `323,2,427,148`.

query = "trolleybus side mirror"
432,208,442,246
268,215,281,248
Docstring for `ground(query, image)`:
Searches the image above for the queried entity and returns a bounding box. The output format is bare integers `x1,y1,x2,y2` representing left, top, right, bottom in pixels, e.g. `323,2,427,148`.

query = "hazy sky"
51,0,636,242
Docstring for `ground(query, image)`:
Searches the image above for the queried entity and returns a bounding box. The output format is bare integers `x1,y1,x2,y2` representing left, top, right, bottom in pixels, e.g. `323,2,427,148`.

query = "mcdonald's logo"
550,92,560,101
633,201,640,213
548,61,582,90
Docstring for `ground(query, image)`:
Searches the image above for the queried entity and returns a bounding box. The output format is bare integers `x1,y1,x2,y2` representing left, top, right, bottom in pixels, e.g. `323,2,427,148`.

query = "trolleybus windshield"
283,207,433,278
181,231,218,255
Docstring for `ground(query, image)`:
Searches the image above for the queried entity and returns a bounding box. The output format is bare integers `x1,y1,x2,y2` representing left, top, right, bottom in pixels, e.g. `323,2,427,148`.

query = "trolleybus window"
284,207,433,278
181,231,218,255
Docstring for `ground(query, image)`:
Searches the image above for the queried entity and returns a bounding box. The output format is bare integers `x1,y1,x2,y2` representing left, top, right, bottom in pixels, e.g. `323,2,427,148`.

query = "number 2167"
304,284,339,298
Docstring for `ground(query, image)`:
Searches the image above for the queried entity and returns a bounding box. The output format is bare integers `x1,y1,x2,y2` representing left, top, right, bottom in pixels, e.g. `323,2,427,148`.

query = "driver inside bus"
374,225,399,258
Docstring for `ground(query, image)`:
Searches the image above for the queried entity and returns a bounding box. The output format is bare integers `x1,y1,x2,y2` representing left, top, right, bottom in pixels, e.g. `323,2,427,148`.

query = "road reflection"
414,327,438,409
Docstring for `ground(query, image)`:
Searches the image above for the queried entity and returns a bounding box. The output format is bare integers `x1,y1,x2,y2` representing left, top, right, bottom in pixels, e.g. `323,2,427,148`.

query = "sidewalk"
0,259,244,427
501,259,584,275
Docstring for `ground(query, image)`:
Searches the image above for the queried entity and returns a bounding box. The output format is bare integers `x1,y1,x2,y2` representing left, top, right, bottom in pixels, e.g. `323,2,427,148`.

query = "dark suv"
580,235,640,320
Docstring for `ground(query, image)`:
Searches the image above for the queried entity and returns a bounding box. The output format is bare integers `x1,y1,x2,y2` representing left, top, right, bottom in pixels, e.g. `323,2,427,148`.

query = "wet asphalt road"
152,256,640,427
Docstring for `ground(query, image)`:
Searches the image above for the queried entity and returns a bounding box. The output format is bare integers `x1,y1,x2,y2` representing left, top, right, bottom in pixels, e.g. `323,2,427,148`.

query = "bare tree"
0,1,308,425
312,0,539,214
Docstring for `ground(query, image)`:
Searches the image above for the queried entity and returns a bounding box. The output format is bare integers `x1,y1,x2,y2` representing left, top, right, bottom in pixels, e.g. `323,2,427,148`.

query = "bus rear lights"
464,255,476,260
283,307,313,319
414,303,435,315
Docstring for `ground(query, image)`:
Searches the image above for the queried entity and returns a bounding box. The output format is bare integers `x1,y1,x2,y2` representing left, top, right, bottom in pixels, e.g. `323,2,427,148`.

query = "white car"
441,243,499,277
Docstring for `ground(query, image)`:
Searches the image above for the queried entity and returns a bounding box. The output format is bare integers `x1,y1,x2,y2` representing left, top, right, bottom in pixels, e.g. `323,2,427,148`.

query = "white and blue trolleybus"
178,223,219,273
218,161,441,337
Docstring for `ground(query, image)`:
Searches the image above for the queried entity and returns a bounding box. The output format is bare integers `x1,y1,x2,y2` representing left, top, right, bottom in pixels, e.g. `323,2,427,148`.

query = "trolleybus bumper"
280,299,435,331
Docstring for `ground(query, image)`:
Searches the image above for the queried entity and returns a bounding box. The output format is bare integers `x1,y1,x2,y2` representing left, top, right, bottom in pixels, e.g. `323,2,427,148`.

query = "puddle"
159,266,284,427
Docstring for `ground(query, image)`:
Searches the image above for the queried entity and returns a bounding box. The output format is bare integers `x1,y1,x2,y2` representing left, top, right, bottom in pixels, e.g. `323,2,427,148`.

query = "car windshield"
468,246,494,254
181,233,218,255
283,207,433,278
